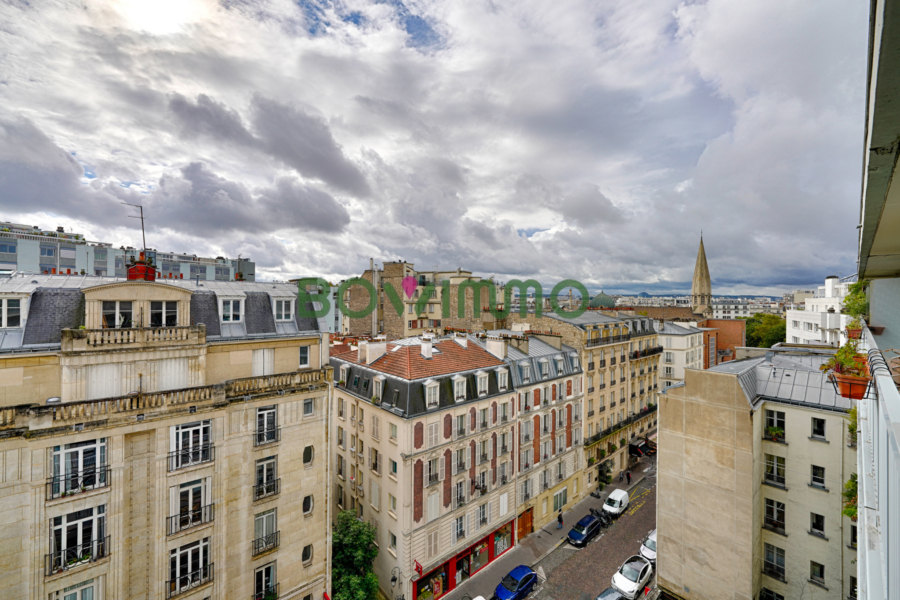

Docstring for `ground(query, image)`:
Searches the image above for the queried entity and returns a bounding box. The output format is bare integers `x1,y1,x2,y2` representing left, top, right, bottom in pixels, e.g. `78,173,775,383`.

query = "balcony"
585,333,631,348
457,462,467,474
587,387,595,393
168,444,215,472
427,473,440,487
457,428,466,437
587,362,595,370
167,504,215,535
46,465,110,501
480,420,488,430
588,410,595,417
254,427,281,447
45,536,110,576
500,445,508,455
480,453,489,464
456,495,467,507
252,531,280,556
610,357,617,365
61,324,206,351
254,478,281,501
253,584,280,600
167,563,214,598
501,414,508,423
598,360,607,368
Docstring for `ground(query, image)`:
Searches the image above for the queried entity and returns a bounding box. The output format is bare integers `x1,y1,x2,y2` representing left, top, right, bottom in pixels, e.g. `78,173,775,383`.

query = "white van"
602,489,630,517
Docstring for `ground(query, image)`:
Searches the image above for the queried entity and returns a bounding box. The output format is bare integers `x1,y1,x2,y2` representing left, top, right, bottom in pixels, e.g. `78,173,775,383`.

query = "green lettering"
501,279,543,319
382,282,405,317
550,279,589,318
415,283,435,315
336,277,377,320
457,280,497,319
297,278,331,318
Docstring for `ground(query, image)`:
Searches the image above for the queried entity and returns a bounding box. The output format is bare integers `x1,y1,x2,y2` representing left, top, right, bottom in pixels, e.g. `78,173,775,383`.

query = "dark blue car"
495,565,538,600
567,514,601,547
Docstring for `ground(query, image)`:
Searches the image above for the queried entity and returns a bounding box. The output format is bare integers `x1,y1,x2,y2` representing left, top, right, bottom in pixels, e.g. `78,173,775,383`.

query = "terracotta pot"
833,372,871,400
847,328,863,339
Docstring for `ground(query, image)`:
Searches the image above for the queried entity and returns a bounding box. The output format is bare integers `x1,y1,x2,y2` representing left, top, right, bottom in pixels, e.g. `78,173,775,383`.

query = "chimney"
421,340,433,359
367,341,387,364
453,334,467,349
358,341,368,363
486,336,508,359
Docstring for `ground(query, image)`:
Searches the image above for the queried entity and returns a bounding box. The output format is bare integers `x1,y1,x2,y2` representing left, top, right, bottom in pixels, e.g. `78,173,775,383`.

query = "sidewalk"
440,454,656,600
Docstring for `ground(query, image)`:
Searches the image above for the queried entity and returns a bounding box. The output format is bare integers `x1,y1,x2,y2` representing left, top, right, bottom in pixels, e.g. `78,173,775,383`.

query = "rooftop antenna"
122,202,146,252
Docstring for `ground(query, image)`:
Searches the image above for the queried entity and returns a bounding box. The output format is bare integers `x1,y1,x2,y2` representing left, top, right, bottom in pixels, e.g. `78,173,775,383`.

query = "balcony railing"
585,334,631,348
61,325,206,351
427,473,440,487
167,563,214,598
167,504,215,535
588,410,595,417
253,584,280,600
457,428,466,437
45,536,110,576
587,362,595,370
252,531,280,556
598,360,606,368
254,478,281,501
46,465,110,501
254,427,281,447
168,444,215,472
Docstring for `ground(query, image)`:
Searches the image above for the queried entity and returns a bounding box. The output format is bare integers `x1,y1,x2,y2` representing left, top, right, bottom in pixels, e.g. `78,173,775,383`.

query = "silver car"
639,529,657,563
611,555,653,599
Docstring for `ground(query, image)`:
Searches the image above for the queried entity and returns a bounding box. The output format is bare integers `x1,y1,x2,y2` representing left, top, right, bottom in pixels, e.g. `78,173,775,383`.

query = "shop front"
413,520,516,600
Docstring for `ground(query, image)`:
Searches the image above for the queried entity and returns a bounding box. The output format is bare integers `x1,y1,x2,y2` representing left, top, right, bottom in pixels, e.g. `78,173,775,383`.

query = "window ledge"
762,437,788,445
389,437,398,445
389,510,397,520
808,530,829,541
762,525,788,537
389,474,398,483
808,483,830,492
807,579,828,591
848,544,857,551
762,480,788,491
809,436,830,444
387,547,397,558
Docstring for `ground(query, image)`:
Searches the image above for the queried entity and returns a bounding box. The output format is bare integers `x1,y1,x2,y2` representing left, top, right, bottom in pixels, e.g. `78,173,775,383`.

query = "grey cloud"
169,93,257,146
557,183,625,227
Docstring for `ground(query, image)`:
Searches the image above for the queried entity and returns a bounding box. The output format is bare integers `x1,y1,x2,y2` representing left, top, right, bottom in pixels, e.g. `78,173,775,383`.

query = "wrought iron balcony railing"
46,465,110,501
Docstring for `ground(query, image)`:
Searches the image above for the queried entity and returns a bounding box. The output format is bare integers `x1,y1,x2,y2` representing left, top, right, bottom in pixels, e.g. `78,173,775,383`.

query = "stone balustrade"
60,325,206,352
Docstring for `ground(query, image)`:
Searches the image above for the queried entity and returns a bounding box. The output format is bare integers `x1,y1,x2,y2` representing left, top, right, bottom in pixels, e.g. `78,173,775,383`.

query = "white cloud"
0,0,869,295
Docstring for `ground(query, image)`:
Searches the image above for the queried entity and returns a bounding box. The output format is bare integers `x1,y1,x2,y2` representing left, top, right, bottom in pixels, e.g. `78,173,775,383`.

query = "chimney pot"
421,340,433,359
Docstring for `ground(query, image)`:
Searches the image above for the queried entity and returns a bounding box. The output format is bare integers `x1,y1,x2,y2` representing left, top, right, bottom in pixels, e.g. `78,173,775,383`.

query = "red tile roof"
330,344,353,356
339,339,505,380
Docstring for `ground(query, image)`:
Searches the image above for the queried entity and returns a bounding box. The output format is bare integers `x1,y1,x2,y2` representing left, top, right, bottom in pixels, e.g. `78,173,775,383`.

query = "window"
390,423,397,440
221,299,242,322
389,531,397,550
254,563,277,600
428,423,440,448
522,364,531,382
0,298,21,328
150,301,178,328
253,510,278,555
851,524,858,548
255,457,279,500
454,515,467,542
811,417,826,439
499,370,508,390
454,378,466,401
553,488,568,511
811,465,826,488
390,459,398,475
303,446,314,466
763,543,785,580
49,506,107,572
850,576,858,599
168,538,211,595
170,420,212,470
101,301,132,328
50,438,108,499
477,374,488,396
765,409,785,434
389,494,397,513
303,495,314,514
0,242,16,254
764,454,785,486
299,346,309,367
809,561,825,585
338,398,344,419
764,498,785,533
275,299,293,321
810,513,825,537
427,492,440,522
303,398,314,416
426,382,439,407
48,577,97,600
426,531,438,558
302,544,313,564
41,246,55,257
256,406,278,445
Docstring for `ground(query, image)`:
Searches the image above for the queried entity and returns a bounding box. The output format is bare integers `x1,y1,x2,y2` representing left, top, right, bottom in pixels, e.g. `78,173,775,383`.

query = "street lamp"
391,567,404,600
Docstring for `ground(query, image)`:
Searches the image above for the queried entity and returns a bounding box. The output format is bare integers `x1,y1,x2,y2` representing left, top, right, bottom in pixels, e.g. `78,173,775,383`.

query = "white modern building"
785,276,856,347
710,299,782,320
657,322,705,388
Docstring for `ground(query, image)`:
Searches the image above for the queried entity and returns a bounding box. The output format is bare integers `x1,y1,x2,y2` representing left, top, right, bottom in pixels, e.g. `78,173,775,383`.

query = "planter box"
847,328,863,340
833,373,871,400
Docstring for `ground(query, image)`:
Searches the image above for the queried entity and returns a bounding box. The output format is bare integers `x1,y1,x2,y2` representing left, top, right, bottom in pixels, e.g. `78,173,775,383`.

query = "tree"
332,510,380,600
745,313,786,348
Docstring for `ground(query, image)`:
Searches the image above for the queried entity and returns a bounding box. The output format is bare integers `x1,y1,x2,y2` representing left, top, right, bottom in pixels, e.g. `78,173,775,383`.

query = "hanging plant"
821,339,871,399
842,280,870,319
842,473,858,521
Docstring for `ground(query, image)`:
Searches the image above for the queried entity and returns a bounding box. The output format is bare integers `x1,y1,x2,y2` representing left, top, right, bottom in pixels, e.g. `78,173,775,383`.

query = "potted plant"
336,380,345,387
820,340,871,400
588,457,596,466
846,317,864,340
765,426,784,441
842,279,870,320
371,394,380,405
610,444,617,452
620,437,626,448
599,449,606,458
842,473,858,522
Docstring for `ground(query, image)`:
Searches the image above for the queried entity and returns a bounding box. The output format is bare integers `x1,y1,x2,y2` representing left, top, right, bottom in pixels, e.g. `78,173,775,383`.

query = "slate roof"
22,289,84,345
244,292,276,335
468,332,582,386
657,322,704,335
189,291,221,336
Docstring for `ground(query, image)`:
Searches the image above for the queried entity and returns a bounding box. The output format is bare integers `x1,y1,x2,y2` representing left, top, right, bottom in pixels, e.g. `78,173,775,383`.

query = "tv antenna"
122,202,146,252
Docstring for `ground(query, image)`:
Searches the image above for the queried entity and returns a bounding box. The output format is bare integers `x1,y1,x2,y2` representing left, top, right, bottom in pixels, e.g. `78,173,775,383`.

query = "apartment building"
506,312,660,487
656,346,857,600
785,276,855,347
710,299,782,320
0,267,330,600
657,322,705,388
0,221,254,281
330,334,517,600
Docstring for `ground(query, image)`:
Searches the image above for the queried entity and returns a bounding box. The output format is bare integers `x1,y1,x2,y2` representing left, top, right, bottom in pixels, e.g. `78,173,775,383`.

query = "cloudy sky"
0,0,869,295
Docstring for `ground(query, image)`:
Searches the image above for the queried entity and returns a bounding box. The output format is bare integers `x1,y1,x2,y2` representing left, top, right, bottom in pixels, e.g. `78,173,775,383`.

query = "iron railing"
254,427,281,447
167,504,215,535
168,444,215,472
167,563,214,598
253,584,280,600
254,478,281,501
46,465,110,501
45,536,109,576
252,531,280,556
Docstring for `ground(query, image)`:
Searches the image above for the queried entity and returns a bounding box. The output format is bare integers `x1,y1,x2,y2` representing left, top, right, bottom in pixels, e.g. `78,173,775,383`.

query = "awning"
629,443,646,457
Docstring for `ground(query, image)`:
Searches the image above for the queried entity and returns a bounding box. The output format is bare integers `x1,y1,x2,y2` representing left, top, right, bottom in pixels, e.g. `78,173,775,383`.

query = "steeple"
691,236,712,315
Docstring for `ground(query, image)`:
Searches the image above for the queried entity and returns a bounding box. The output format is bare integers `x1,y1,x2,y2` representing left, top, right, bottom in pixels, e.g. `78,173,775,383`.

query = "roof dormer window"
150,301,178,328
477,372,489,396
521,364,531,383
453,376,467,402
0,298,21,328
540,359,549,379
425,380,439,408
556,357,564,373
221,299,242,322
274,299,293,322
497,369,509,391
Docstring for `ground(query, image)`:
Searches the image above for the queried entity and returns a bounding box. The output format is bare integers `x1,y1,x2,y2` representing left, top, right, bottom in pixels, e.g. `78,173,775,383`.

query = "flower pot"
846,328,863,340
833,373,871,400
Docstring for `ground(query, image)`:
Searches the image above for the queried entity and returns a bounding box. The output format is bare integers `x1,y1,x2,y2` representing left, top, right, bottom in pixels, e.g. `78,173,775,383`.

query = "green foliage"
847,317,863,330
745,313,786,348
846,407,858,445
766,426,784,440
842,473,858,521
842,280,870,319
332,510,379,600
820,340,867,376
619,437,626,447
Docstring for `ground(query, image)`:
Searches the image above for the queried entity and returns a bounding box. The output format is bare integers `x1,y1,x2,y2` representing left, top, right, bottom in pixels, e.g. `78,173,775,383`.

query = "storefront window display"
494,523,512,556
471,539,489,572
455,555,470,586
417,565,448,600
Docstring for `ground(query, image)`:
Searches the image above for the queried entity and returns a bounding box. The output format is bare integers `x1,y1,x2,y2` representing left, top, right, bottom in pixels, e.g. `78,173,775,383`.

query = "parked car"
639,529,657,563
602,489,630,517
495,565,538,600
595,587,628,599
567,514,602,547
611,555,653,599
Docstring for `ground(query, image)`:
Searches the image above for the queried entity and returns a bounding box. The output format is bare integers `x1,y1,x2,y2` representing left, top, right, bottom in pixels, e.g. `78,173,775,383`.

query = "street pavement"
440,454,657,600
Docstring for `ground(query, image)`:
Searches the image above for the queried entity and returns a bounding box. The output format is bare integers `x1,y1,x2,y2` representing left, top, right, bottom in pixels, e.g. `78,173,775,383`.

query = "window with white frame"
50,505,107,571
101,300,132,328
51,438,107,499
0,298,21,328
299,346,310,367
454,377,466,401
221,299,242,322
171,420,212,470
303,397,315,416
498,369,508,391
169,538,211,595
426,382,439,408
477,373,488,396
427,423,440,448
274,299,293,321
150,301,178,328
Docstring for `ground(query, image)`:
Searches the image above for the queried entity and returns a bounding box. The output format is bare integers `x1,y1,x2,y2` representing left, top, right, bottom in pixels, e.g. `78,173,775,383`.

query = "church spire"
692,236,712,315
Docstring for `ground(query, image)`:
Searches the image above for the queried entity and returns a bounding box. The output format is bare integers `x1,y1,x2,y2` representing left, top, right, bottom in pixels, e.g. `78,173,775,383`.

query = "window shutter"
452,522,457,545
466,448,471,470
465,513,470,537
170,426,178,452
169,485,178,521
487,500,493,525
439,456,445,481
500,492,508,516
